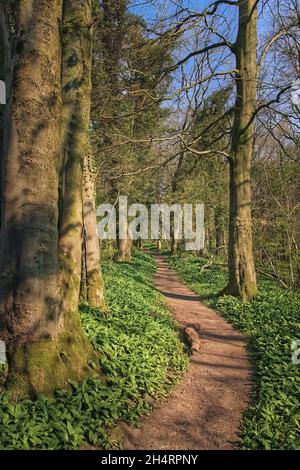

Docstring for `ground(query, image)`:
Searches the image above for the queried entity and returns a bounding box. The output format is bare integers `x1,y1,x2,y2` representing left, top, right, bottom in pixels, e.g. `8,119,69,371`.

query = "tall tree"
81,149,105,306
60,0,105,308
0,0,96,398
0,19,5,225
226,0,259,301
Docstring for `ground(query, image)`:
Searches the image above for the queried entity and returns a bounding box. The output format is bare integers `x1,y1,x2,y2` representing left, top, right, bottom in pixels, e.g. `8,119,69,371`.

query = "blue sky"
129,0,269,39
129,1,238,104
128,1,274,115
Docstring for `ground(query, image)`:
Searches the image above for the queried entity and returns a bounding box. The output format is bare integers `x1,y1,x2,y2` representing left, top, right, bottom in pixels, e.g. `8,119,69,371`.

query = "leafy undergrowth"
170,254,300,450
0,251,187,450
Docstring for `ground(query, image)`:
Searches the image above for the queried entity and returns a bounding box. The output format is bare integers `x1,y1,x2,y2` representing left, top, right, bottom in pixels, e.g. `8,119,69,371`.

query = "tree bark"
171,237,178,256
207,212,214,253
81,150,105,308
215,207,225,254
0,0,94,398
136,237,143,250
170,151,184,256
227,0,258,301
117,233,132,261
60,0,105,310
0,20,5,229
59,0,89,311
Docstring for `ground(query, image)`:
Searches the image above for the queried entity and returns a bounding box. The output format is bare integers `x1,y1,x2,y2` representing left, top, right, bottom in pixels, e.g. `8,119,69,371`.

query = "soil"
121,253,252,450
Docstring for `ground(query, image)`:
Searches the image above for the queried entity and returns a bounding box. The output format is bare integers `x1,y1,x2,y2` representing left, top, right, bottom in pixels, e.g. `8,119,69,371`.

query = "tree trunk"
204,226,210,255
61,1,105,311
0,21,5,229
208,213,214,253
60,0,88,311
170,151,184,257
171,236,178,256
81,150,105,308
136,237,143,250
227,0,258,301
215,207,225,254
117,234,132,261
0,0,94,398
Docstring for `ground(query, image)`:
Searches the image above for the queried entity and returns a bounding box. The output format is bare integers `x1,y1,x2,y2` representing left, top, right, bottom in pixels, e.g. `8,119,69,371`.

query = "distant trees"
91,0,174,261
190,88,231,258
252,137,299,289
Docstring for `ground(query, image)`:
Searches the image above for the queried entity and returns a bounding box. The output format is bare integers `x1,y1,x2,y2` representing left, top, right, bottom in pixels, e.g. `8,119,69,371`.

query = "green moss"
7,310,96,400
86,273,106,311
9,342,70,399
116,254,132,263
224,279,259,303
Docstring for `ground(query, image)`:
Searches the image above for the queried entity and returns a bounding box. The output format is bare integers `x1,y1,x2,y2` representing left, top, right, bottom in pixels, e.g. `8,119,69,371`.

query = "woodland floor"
121,253,252,450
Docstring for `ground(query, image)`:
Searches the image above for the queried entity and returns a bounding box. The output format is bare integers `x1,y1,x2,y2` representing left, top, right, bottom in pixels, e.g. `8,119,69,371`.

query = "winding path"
122,253,252,450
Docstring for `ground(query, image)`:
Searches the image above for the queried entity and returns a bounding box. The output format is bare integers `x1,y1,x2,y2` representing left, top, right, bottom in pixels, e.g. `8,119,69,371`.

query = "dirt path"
122,254,252,450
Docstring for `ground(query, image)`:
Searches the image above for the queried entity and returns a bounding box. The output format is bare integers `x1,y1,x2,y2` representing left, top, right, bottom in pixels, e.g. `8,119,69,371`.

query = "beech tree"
60,0,105,308
226,0,259,300
0,0,101,398
138,0,260,300
81,149,105,306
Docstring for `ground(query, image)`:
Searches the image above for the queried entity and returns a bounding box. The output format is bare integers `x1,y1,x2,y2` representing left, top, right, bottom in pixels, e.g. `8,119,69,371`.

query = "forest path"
121,253,252,450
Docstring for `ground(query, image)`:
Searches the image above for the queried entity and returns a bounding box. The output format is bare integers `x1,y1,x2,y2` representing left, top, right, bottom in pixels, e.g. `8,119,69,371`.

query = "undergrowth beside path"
0,251,187,450
170,254,300,450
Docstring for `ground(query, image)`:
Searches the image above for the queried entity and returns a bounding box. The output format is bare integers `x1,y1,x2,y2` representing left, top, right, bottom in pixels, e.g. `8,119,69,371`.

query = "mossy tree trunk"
171,237,178,256
81,150,105,308
0,0,95,398
0,18,5,227
136,237,143,250
61,0,105,311
227,0,258,301
60,0,88,311
170,151,184,256
207,211,215,254
117,233,132,262
215,207,225,254
116,205,132,262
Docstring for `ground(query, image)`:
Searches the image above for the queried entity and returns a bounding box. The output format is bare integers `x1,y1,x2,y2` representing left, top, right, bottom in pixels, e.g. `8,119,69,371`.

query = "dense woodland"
0,0,299,451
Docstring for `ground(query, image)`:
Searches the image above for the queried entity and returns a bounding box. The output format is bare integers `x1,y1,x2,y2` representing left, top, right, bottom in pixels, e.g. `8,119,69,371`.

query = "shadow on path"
122,253,252,450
